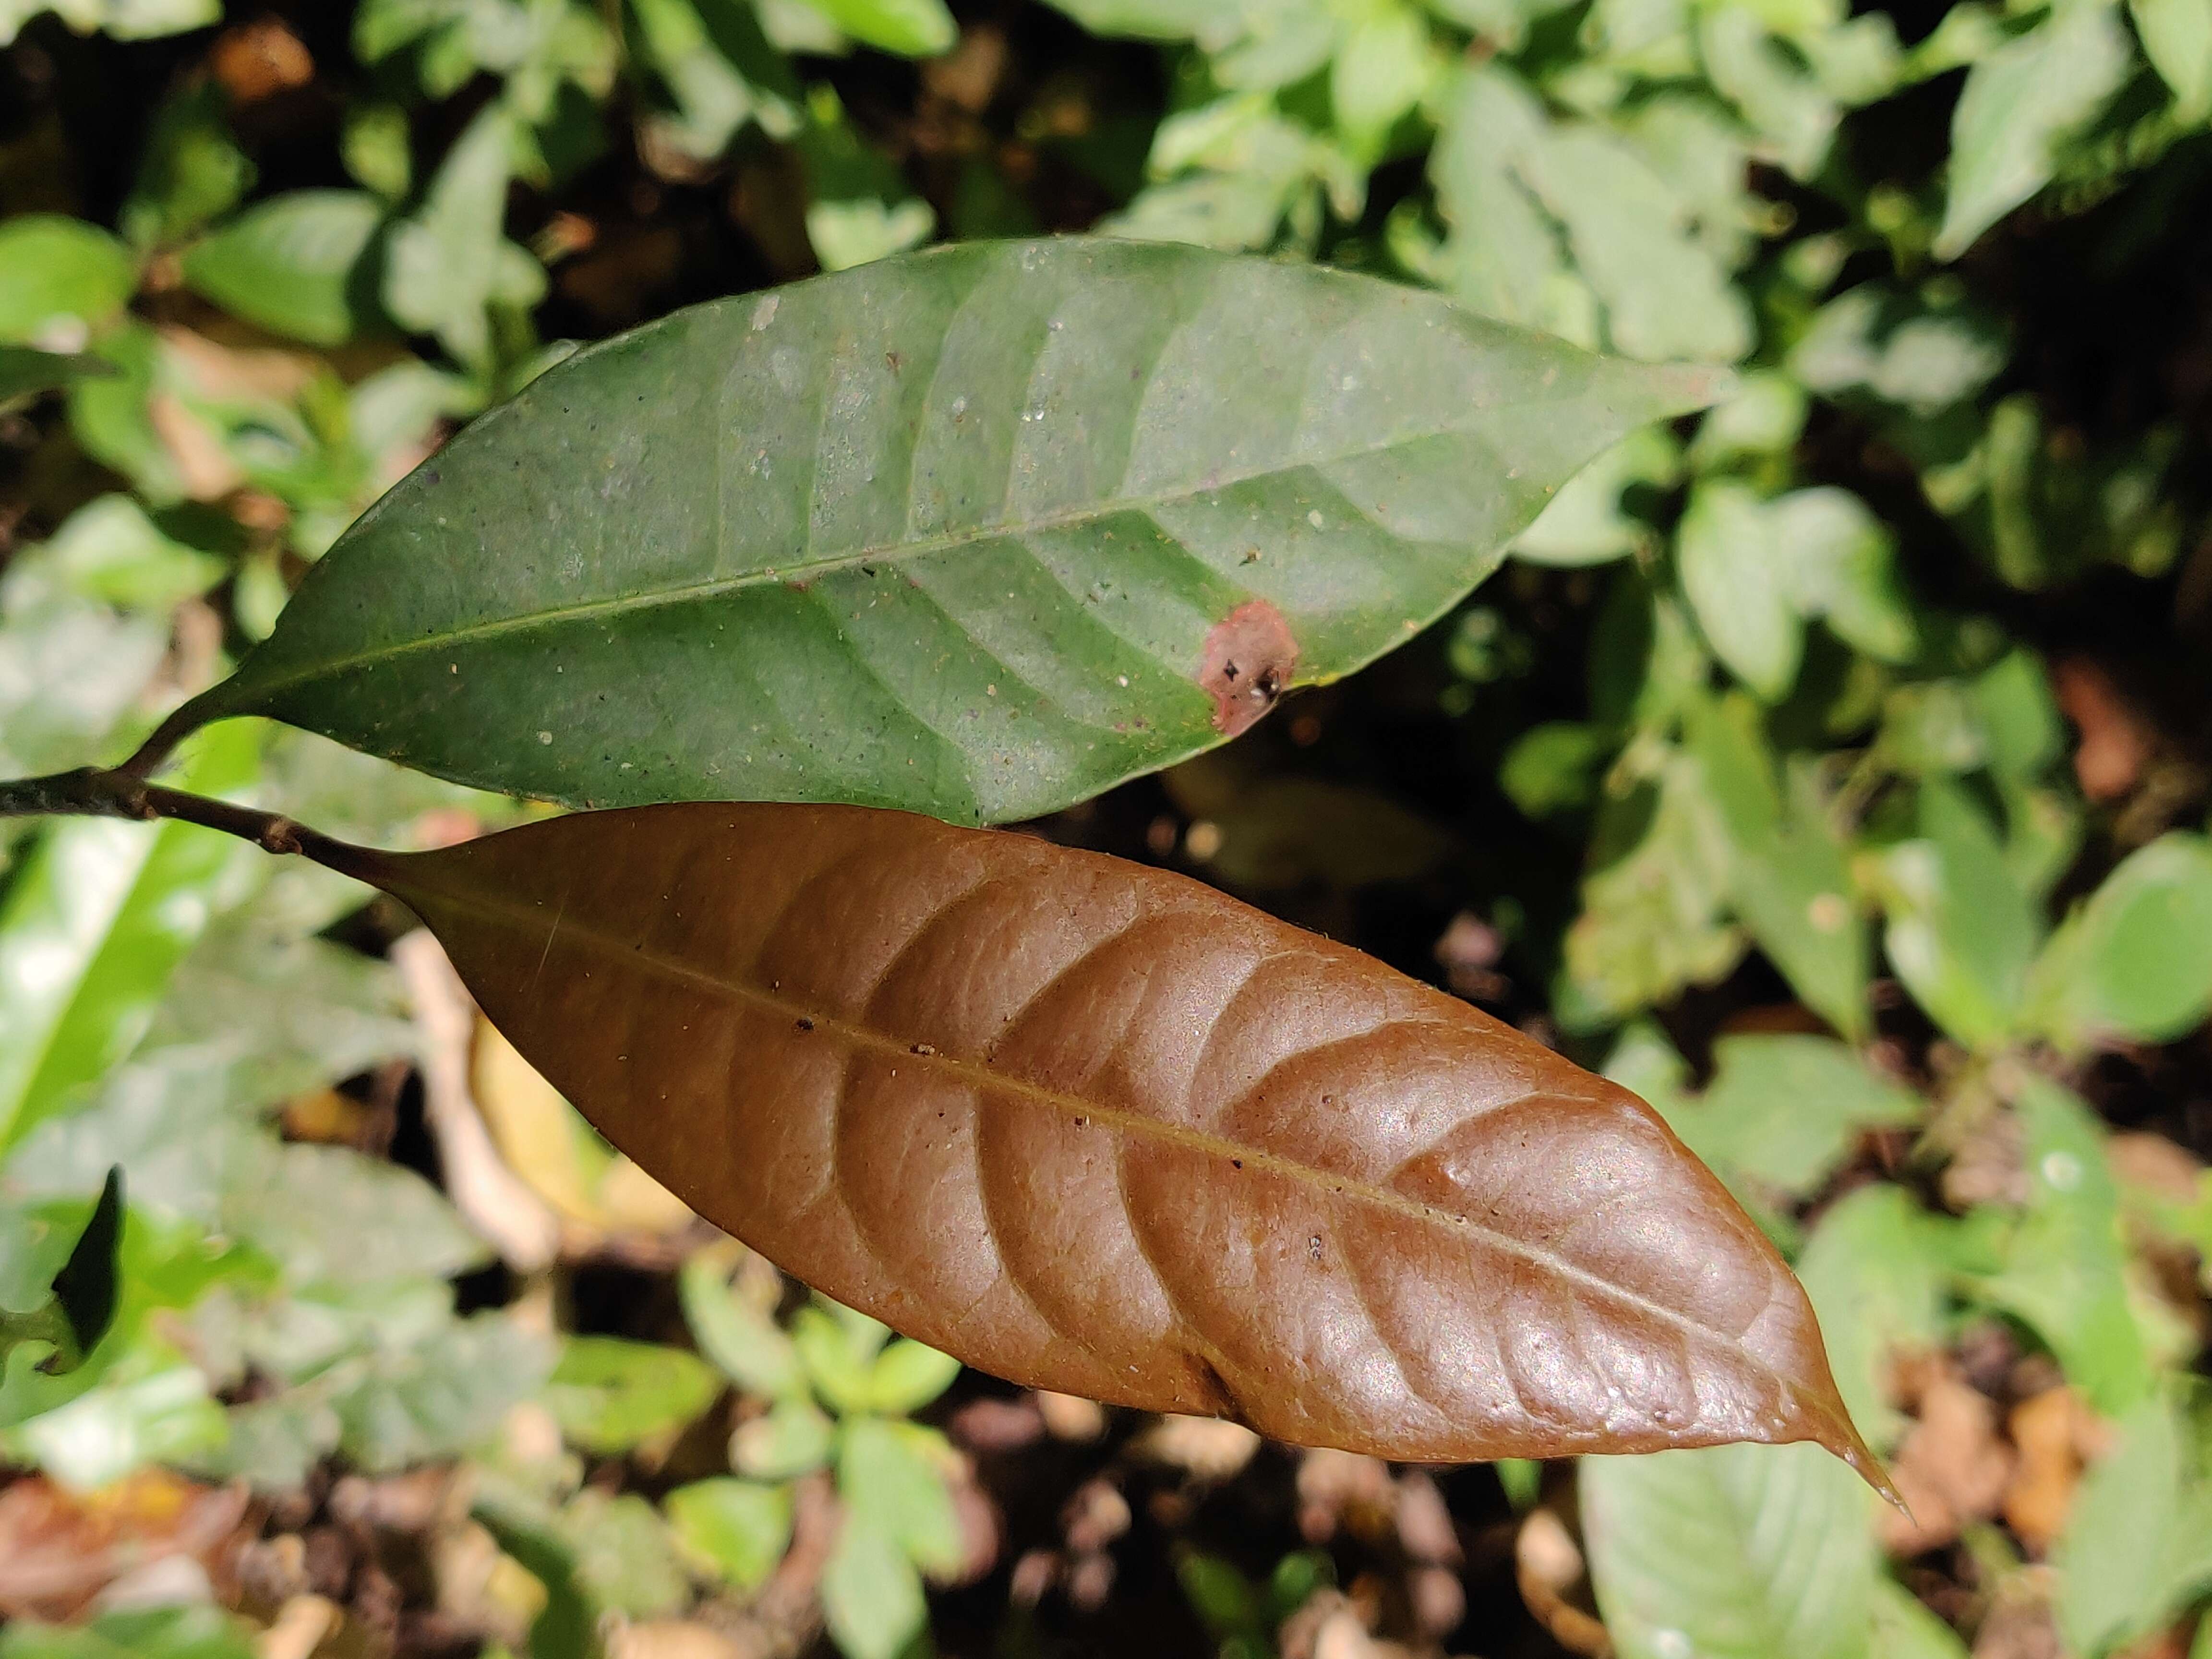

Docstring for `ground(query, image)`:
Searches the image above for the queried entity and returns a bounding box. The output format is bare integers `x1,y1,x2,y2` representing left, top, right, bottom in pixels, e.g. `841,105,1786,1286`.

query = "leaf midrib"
224,398,1576,711
405,866,1803,1378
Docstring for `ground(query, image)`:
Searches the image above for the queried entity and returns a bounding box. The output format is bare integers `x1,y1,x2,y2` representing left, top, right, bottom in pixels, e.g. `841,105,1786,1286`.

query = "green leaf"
0,1203,249,1433
332,1310,552,1471
2027,833,2212,1049
2054,1395,2212,1656
1795,1185,1956,1449
680,1247,807,1399
123,84,255,249
0,1167,121,1383
0,217,135,347
1876,778,2042,1050
11,1349,228,1488
866,1338,962,1414
1510,425,1681,567
543,1335,721,1454
840,1417,963,1573
800,0,954,55
385,104,542,371
223,1141,490,1287
0,346,111,406
1684,691,1871,1036
172,238,1725,825
1870,1578,1969,1659
0,724,260,1154
37,495,226,612
793,1301,891,1412
182,192,384,347
629,0,801,156
1679,482,1915,700
1562,753,1743,1025
1975,1076,2152,1416
0,1607,256,1659
733,1396,838,1478
821,1512,930,1659
1582,1441,1875,1659
667,1476,794,1590
1935,0,2131,260
564,1489,693,1617
1432,65,1752,362
1671,1034,1920,1196
1500,721,1611,817
2133,0,2212,114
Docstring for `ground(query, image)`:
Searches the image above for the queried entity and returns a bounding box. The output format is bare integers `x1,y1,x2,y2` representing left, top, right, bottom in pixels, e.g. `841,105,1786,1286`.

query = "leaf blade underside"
350,801,1875,1473
178,238,1725,824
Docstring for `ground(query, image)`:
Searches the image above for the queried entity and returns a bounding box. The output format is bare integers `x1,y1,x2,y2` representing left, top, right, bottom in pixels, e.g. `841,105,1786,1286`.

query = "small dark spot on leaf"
795,1017,815,1032
1308,1234,1324,1263
1199,601,1297,737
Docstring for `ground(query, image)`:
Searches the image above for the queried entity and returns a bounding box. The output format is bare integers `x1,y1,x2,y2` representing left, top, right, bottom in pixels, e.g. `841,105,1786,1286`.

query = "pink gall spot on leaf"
1199,600,1298,737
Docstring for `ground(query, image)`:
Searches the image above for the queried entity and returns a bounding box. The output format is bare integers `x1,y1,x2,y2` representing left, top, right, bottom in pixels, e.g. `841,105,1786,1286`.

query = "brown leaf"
1880,1366,2013,1555
325,803,1878,1473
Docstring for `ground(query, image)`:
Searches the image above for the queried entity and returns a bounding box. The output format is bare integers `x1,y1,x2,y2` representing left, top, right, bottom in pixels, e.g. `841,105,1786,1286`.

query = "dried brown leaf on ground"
1881,1362,2015,1555
304,801,1878,1473
2003,1388,2103,1553
0,1471,251,1621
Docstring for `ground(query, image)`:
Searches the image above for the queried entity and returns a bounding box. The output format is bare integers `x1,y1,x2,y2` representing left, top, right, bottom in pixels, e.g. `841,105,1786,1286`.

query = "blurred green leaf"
1671,1034,1920,1196
1562,754,1743,1026
733,1396,838,1478
386,103,544,372
2055,1394,2212,1656
563,1489,692,1618
224,1141,489,1287
0,1606,255,1659
38,495,226,612
1178,1548,1264,1638
1432,63,1751,361
840,1417,963,1573
2027,834,2212,1049
1680,482,1914,700
680,1247,807,1400
1935,0,2130,259
628,0,801,156
802,0,954,55
0,217,136,347
821,1510,928,1659
2132,0,2212,114
0,346,111,406
794,1301,892,1414
866,1339,962,1415
1583,1441,1875,1659
667,1476,794,1590
0,723,260,1154
333,1310,553,1472
183,192,385,347
1501,722,1612,817
1876,778,2041,1049
11,1347,228,1489
1870,1577,1970,1659
544,1336,721,1454
123,84,254,249
1975,1076,2152,1416
1684,692,1871,1036
1512,426,1682,567
1795,1185,1957,1448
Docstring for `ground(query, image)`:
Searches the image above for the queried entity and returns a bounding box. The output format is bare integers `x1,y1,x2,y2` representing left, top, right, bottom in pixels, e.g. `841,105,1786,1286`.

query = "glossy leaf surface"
327,800,1875,1470
176,238,1724,824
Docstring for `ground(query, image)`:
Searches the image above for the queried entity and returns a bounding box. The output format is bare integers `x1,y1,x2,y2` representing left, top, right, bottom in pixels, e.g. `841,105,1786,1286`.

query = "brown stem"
0,765,392,887
111,692,221,781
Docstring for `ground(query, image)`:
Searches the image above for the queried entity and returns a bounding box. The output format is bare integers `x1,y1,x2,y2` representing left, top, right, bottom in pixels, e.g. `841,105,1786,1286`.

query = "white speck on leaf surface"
538,731,553,745
749,294,779,331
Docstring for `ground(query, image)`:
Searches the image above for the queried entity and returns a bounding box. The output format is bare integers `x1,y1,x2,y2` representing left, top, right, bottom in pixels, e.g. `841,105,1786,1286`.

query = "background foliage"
1,0,2211,1652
